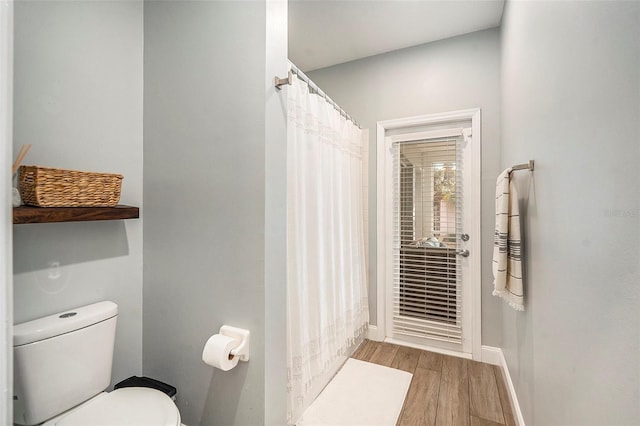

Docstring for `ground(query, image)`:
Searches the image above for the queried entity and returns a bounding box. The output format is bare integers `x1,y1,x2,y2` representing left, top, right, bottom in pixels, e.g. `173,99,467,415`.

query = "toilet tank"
13,301,118,426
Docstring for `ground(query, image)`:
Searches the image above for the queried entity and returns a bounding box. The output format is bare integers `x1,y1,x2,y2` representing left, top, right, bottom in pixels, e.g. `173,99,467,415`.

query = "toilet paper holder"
220,325,250,362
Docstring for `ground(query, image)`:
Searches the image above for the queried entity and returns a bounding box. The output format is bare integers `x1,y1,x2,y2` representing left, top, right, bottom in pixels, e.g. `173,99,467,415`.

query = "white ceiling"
289,0,505,72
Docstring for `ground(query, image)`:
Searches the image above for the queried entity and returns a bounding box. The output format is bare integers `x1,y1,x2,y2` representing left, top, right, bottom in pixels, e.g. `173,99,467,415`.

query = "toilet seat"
43,387,181,426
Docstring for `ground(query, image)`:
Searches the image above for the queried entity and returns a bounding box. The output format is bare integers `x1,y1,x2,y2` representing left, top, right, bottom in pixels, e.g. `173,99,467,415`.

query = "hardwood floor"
352,340,516,426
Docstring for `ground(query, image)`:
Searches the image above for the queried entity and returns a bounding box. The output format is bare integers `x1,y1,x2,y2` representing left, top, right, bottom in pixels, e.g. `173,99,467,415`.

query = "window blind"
392,138,463,345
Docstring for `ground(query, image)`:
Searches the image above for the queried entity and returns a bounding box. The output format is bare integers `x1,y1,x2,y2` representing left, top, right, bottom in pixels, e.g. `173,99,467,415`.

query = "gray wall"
12,0,144,387
308,28,503,345
500,1,640,424
143,1,287,425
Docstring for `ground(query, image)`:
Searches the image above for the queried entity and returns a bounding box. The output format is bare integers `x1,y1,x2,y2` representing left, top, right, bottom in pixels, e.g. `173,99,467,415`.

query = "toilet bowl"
13,301,182,426
42,388,180,426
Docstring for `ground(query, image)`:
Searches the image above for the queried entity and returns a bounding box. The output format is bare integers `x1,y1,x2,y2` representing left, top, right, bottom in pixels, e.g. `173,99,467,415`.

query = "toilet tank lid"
14,301,118,347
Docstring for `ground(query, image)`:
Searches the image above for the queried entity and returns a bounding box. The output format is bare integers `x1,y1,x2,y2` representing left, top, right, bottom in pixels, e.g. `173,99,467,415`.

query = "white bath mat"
297,358,413,426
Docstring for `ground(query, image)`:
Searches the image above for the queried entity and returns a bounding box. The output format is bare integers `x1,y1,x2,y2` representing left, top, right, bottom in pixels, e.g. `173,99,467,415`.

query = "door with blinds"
386,127,473,354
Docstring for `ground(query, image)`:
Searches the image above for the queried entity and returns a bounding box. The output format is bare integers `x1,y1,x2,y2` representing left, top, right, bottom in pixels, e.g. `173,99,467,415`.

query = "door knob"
456,249,470,257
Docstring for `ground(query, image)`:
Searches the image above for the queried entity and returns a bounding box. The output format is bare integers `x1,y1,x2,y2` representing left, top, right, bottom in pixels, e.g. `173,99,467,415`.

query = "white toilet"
13,301,181,426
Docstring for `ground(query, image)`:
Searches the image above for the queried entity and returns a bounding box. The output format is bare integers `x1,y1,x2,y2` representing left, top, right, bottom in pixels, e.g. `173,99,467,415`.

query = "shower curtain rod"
275,63,361,129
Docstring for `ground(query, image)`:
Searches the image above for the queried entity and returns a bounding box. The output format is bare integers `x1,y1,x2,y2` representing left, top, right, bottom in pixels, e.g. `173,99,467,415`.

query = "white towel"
492,168,524,311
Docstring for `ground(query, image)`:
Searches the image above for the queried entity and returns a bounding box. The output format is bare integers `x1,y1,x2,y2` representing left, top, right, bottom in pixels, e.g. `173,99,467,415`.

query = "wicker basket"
18,165,123,207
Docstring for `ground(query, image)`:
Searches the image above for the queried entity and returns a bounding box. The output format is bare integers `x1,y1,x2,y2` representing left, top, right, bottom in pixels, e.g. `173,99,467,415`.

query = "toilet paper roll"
202,334,240,371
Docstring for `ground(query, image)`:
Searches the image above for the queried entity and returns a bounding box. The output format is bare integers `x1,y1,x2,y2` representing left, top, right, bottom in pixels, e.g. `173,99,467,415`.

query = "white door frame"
0,0,13,423
375,108,482,360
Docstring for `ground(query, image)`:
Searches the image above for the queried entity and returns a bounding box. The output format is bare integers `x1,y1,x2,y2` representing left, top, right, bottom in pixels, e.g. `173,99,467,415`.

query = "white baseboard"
481,346,525,426
386,338,472,360
480,345,503,366
366,325,383,341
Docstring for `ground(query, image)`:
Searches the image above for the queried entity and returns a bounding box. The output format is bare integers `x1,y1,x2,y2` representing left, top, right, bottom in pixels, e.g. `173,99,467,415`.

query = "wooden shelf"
13,205,140,224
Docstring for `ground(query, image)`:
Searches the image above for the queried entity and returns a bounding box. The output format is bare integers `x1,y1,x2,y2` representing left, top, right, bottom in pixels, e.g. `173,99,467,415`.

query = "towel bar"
511,160,534,172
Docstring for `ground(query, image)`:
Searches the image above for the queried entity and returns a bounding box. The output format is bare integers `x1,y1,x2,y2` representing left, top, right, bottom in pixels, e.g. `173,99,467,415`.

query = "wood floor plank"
351,340,367,359
392,346,421,373
417,350,444,372
351,344,509,426
352,339,372,361
398,368,441,426
469,360,504,424
369,342,400,367
352,339,378,362
471,415,504,426
440,355,467,381
435,356,470,426
493,365,516,426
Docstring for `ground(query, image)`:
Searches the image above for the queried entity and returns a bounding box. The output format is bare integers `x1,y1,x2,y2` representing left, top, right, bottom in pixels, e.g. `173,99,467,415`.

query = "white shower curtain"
286,74,369,424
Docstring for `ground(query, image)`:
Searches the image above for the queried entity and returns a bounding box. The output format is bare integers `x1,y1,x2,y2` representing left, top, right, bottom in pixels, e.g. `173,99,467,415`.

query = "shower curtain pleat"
286,75,369,424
